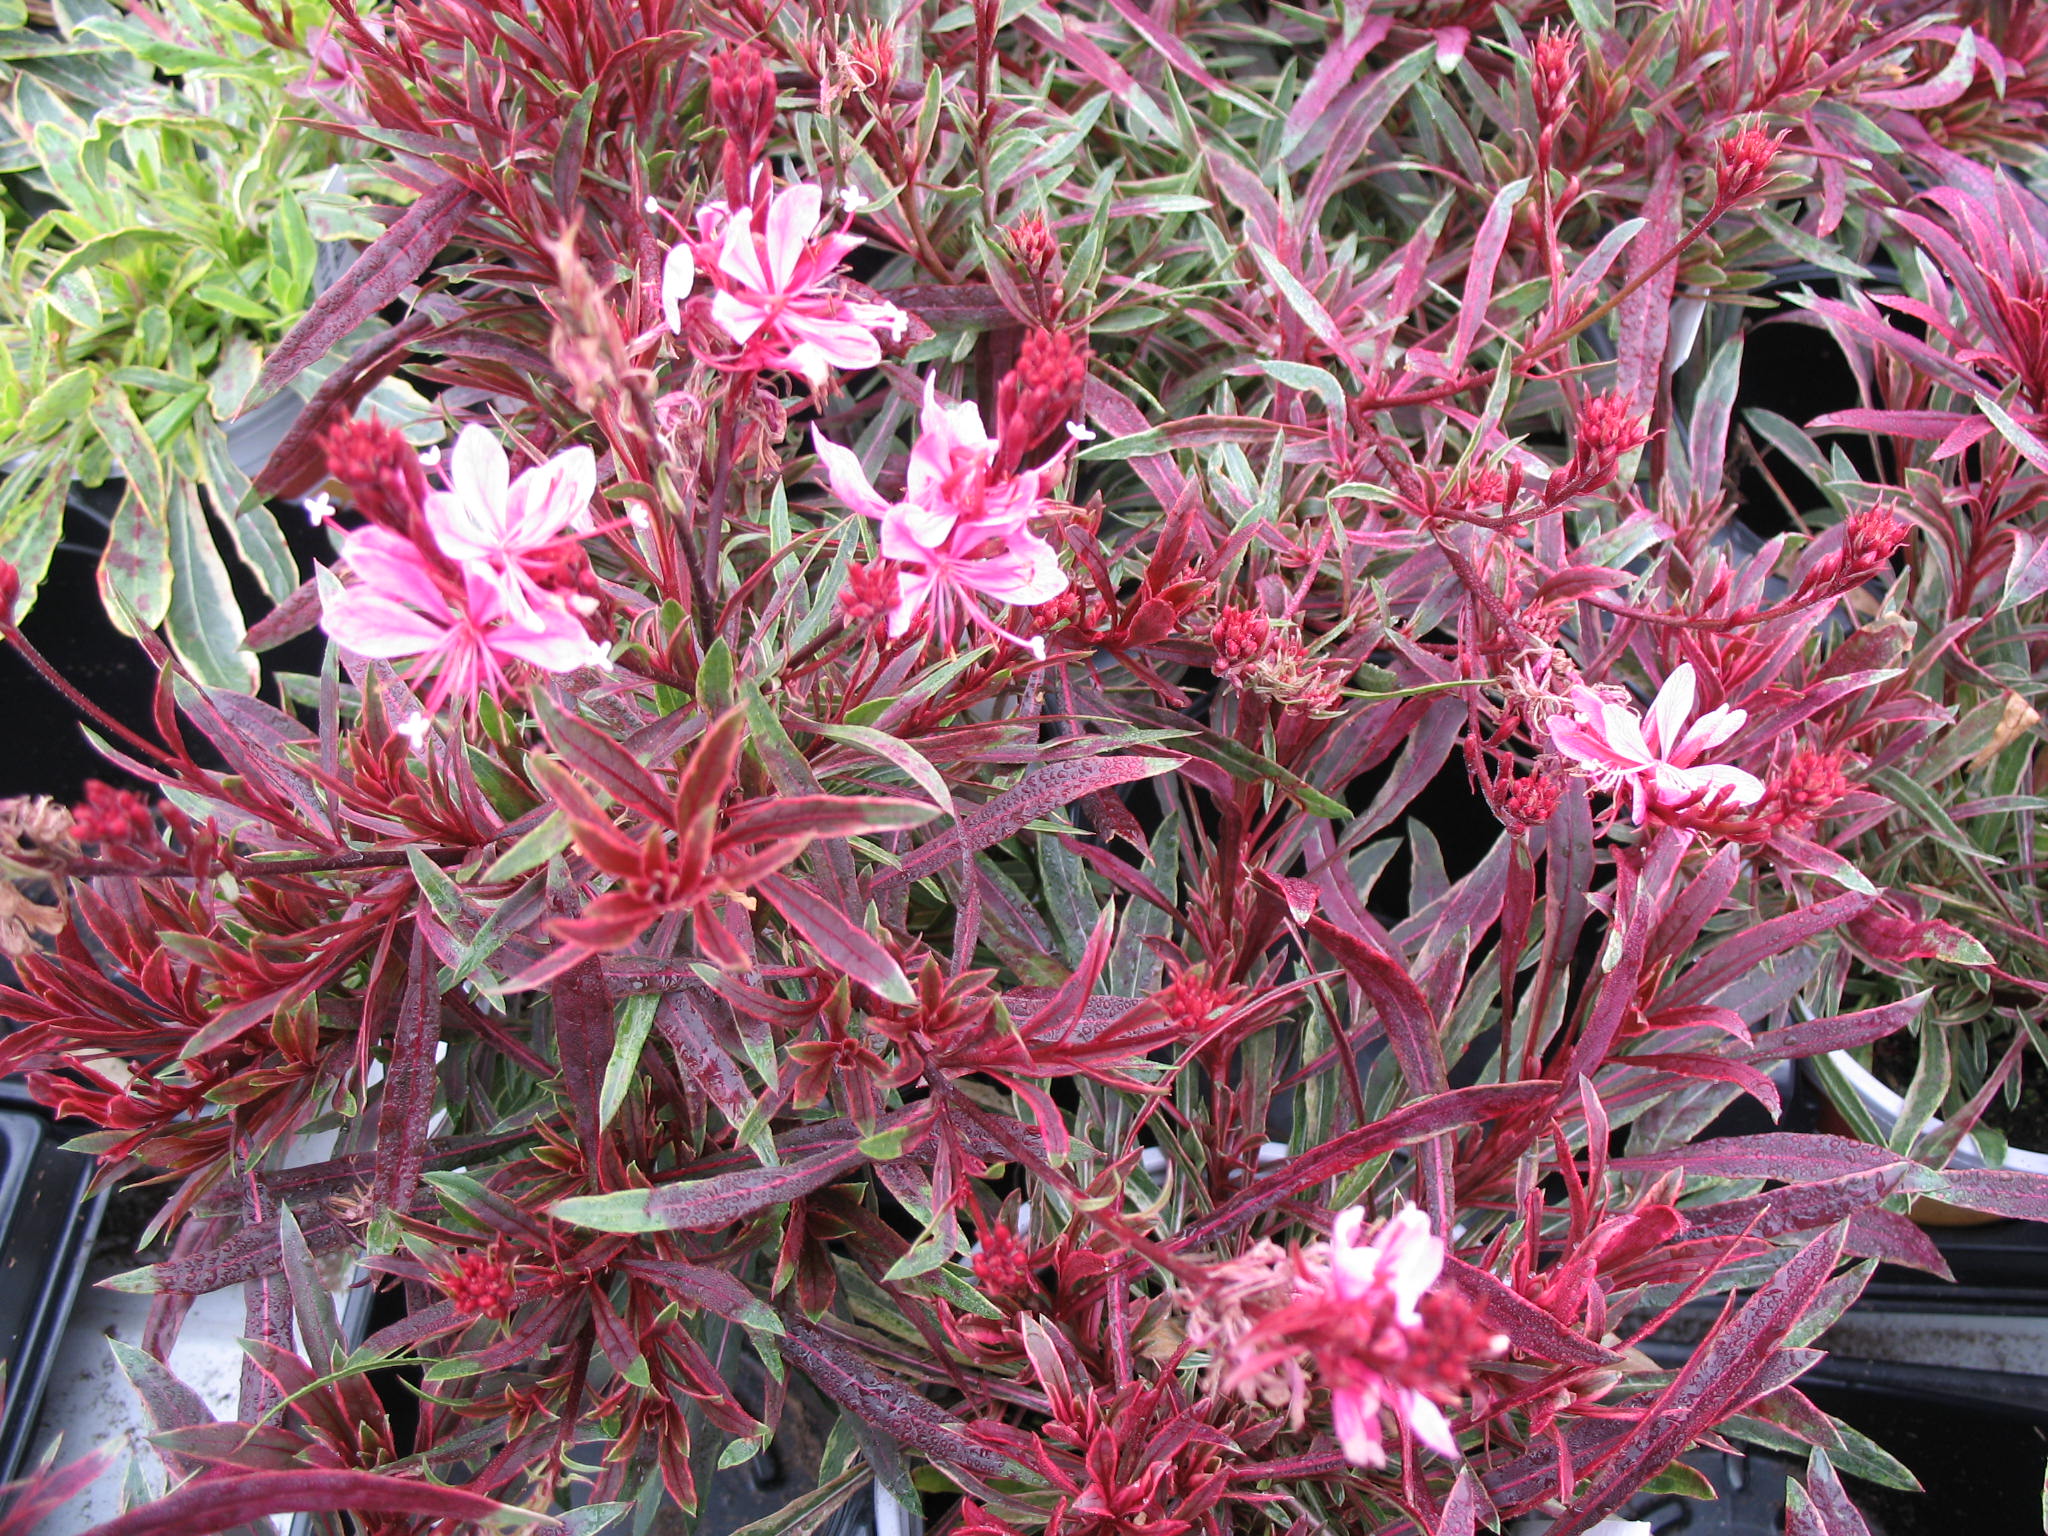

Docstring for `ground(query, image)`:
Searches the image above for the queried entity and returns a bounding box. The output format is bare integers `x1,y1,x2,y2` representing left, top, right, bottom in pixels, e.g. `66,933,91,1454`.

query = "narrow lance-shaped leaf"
372,918,442,1219
756,872,916,1006
248,181,476,409
551,1139,870,1234
871,755,1183,893
74,1470,555,1536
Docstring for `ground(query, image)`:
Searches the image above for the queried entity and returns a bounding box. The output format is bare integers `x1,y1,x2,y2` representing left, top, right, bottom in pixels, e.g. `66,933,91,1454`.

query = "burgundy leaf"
1441,1258,1621,1367
1176,1083,1556,1249
1615,1133,1906,1182
246,313,436,502
248,182,476,408
1936,1168,2048,1222
756,872,914,1004
75,1470,552,1536
870,755,1182,894
241,578,322,652
1656,892,1874,1011
372,920,441,1217
1543,1225,1848,1536
777,1315,1023,1480
1748,994,1928,1063
546,896,614,1153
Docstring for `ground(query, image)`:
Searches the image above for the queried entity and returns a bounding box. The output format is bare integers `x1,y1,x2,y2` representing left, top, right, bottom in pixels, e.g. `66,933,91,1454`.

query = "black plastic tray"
0,1081,103,1484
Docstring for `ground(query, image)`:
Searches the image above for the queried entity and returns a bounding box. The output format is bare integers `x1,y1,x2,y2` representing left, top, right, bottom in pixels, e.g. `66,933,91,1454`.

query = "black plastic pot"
0,1080,103,1485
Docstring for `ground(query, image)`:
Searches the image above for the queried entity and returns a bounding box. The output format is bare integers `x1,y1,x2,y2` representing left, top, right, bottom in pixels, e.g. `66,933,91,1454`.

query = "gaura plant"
4,0,2048,1533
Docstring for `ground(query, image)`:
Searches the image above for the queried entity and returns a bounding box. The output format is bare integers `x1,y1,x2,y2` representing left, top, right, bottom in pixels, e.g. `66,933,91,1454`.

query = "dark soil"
1870,1031,2048,1153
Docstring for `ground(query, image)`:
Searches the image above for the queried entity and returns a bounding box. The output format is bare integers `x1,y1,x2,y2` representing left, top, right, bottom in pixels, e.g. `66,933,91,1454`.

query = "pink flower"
321,528,609,716
423,425,596,631
674,184,907,387
1321,1208,1459,1466
1195,1205,1502,1469
1548,662,1765,825
811,378,1068,653
315,418,609,719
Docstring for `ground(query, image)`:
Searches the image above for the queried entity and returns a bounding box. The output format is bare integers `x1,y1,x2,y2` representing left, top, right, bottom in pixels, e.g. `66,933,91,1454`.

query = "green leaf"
46,226,181,280
698,636,735,712
1247,359,1346,415
1121,702,1348,817
483,812,572,882
208,335,264,421
18,367,95,445
598,993,657,1132
192,283,274,323
164,479,254,690
267,191,317,312
88,388,165,511
812,723,954,817
97,480,172,634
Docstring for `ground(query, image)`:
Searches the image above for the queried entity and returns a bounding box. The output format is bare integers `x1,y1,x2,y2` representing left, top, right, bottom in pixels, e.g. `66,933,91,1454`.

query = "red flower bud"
435,1248,519,1321
319,415,428,535
1002,213,1060,278
70,781,156,847
1716,125,1787,205
1210,606,1271,679
1532,25,1579,126
839,561,900,627
994,327,1090,476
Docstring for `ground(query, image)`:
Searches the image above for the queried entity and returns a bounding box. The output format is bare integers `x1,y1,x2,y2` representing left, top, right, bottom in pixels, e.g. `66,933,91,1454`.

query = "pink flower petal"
763,183,823,291
810,428,892,520
1643,661,1697,757
661,243,695,334
1401,1391,1461,1460
447,424,509,530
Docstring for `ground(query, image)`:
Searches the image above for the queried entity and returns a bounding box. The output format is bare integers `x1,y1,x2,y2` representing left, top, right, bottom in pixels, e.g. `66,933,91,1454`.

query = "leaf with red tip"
755,872,915,1006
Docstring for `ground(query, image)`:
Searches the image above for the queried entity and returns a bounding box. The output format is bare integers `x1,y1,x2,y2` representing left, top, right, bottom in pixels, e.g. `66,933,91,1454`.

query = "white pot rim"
1818,1048,2048,1175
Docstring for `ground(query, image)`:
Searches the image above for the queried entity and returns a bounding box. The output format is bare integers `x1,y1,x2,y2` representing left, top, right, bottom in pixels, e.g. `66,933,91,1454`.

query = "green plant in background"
0,0,429,688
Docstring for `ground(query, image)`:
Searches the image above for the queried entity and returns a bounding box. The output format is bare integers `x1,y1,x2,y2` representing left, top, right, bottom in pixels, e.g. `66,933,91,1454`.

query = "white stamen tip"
1065,421,1097,442
303,492,336,526
397,712,432,749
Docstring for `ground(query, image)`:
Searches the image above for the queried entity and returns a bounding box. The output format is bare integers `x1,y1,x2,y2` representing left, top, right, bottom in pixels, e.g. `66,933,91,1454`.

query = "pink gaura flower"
1548,662,1765,825
667,183,907,387
1321,1208,1462,1466
317,419,610,719
1196,1204,1503,1470
424,425,596,631
321,530,609,715
811,377,1068,653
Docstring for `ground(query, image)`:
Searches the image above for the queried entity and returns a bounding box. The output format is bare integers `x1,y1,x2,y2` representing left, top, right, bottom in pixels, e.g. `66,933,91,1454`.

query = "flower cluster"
318,420,610,724
813,374,1071,652
1548,663,1765,827
659,182,908,387
1190,1207,1503,1468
